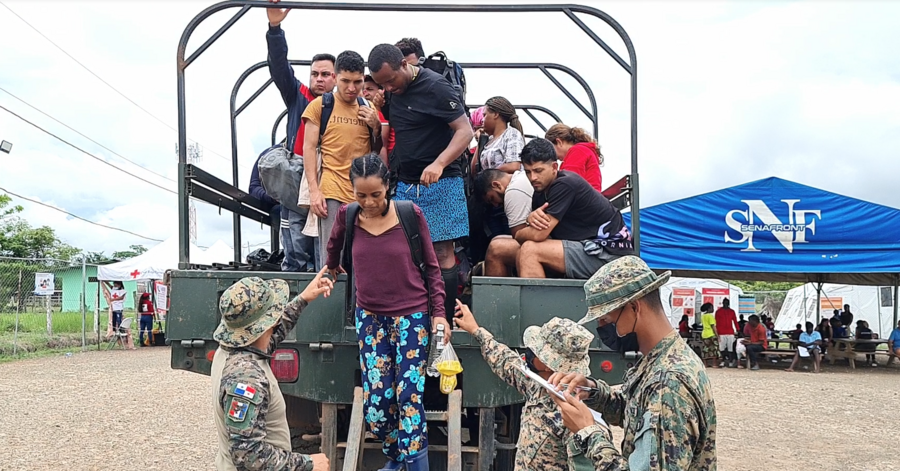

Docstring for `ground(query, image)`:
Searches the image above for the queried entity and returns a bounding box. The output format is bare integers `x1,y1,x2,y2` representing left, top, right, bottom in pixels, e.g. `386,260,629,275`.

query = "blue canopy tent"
623,177,900,322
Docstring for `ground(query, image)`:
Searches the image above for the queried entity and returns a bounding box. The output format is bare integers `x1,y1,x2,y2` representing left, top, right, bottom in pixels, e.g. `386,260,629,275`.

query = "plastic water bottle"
426,323,445,377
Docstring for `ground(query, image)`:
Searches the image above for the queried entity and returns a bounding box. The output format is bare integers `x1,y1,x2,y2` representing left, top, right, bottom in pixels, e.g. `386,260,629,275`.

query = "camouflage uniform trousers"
567,331,717,470
473,328,569,471
214,296,315,471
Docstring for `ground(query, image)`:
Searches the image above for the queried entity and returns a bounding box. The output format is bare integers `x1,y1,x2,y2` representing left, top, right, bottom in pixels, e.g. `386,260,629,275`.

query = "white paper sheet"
520,365,608,426
798,346,810,358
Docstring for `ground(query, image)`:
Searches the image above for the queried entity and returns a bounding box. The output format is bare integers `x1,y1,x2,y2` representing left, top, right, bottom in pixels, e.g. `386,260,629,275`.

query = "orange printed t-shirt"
749,323,767,349
302,96,373,204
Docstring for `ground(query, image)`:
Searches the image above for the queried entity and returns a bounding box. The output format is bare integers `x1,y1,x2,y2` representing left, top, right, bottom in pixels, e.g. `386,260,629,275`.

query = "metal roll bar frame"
177,1,639,267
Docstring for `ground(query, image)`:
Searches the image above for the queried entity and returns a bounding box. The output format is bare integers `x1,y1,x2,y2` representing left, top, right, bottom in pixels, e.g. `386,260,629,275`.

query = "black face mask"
596,307,640,354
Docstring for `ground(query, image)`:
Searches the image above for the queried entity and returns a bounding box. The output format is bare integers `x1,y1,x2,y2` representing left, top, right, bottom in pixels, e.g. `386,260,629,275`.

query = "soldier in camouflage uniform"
453,299,593,471
549,256,717,470
210,269,333,471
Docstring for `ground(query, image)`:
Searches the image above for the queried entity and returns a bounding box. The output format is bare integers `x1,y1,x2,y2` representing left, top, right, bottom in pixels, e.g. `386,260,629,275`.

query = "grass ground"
0,311,165,360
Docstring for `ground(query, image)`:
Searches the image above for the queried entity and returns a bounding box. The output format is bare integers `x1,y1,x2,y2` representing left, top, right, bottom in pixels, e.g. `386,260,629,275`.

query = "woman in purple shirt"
326,153,449,471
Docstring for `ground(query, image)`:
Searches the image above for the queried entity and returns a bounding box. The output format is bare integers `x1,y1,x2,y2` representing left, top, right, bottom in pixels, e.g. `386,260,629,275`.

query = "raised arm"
265,4,298,110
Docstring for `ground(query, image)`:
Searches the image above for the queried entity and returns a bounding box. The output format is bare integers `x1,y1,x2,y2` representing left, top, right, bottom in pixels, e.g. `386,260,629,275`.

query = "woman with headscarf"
544,123,604,192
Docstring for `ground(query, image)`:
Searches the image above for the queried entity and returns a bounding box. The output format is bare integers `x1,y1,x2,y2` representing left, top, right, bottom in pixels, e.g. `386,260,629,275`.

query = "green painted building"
54,266,142,313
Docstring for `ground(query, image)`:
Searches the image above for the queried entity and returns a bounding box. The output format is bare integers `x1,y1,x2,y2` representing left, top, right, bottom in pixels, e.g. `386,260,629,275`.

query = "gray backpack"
258,142,305,214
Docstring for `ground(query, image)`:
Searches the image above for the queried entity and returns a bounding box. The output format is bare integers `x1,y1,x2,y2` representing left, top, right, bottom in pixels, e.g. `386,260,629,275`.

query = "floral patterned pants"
356,307,430,461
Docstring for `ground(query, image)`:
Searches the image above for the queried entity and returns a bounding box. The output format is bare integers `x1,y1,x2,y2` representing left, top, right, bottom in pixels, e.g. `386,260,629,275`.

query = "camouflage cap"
523,317,593,376
213,277,290,348
578,256,670,325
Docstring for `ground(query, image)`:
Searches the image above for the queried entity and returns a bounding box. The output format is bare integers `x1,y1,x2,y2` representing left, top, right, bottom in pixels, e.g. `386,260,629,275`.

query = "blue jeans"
280,206,315,272
112,311,123,330
139,315,154,346
356,307,430,461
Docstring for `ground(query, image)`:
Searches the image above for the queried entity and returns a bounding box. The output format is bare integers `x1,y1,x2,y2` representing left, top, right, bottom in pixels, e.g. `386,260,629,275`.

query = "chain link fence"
0,256,152,356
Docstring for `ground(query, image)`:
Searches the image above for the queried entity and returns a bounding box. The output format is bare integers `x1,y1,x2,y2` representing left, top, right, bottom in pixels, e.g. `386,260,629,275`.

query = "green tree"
84,251,115,264
0,195,80,261
111,244,147,260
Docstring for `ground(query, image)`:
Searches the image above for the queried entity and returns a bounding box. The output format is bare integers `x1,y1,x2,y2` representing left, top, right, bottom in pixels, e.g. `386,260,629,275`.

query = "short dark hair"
350,153,389,185
335,50,365,74
641,288,664,313
700,302,714,313
473,169,506,200
311,53,336,64
722,298,730,307
749,314,760,322
805,321,814,329
368,44,404,74
395,37,424,59
520,138,557,165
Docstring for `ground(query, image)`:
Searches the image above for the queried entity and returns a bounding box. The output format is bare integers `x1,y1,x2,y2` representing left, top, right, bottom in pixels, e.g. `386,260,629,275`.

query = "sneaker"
872,362,878,367
718,361,725,367
750,364,760,371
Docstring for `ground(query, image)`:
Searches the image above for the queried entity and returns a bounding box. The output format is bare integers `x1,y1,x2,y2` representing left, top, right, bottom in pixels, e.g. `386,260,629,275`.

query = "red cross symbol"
130,270,141,279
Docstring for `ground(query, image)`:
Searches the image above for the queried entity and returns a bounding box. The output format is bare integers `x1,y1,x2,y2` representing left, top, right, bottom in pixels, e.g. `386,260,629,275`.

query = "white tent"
660,277,744,326
775,283,897,338
193,240,235,266
97,237,234,281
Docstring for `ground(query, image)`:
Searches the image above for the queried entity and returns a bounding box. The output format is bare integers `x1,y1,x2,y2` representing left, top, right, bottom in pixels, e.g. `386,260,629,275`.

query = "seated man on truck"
485,138,630,279
453,299,592,471
473,168,534,276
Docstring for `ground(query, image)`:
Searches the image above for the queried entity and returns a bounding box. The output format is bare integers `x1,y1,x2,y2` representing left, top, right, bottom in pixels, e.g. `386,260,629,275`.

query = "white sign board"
34,273,54,296
154,281,168,312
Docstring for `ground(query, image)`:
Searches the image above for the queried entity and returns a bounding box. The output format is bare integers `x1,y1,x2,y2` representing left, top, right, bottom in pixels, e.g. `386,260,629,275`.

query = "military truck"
169,2,640,470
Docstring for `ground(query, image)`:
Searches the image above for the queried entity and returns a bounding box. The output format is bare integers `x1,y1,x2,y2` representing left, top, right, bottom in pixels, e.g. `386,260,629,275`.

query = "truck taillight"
601,361,613,373
271,349,299,382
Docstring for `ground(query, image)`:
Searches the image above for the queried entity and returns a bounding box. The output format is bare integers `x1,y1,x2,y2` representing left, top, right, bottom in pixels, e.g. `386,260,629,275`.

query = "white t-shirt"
504,170,534,229
110,289,126,311
480,127,525,171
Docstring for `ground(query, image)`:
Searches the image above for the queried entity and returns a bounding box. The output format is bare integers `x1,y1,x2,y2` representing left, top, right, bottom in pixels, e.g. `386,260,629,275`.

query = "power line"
0,86,176,183
0,104,178,195
0,186,165,243
0,0,237,167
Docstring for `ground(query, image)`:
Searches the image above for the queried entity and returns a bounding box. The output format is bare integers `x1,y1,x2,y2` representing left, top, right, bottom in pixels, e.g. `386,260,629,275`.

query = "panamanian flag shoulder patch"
233,382,257,400
228,398,250,422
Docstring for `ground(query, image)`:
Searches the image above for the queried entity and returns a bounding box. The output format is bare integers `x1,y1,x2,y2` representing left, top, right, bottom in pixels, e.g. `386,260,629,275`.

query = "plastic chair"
106,317,134,350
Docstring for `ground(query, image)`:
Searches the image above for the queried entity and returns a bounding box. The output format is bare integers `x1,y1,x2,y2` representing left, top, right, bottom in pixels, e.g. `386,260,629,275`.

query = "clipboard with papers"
520,365,608,427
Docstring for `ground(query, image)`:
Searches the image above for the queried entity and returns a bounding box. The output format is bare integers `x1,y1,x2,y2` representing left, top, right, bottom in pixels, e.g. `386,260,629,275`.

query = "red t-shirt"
560,142,603,192
749,323,767,349
291,84,316,156
139,299,154,316
714,308,738,335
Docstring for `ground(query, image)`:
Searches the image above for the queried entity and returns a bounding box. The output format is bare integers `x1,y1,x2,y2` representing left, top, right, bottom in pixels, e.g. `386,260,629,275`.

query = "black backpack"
319,92,381,152
342,200,429,315
422,51,467,106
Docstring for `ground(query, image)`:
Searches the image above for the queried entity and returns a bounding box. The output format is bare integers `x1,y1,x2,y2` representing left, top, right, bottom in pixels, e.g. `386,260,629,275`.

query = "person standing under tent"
101,281,135,350
715,298,739,368
138,292,156,347
325,154,451,471
699,303,719,368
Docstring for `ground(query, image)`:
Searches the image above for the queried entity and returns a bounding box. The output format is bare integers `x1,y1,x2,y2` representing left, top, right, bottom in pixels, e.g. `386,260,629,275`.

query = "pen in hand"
559,383,599,393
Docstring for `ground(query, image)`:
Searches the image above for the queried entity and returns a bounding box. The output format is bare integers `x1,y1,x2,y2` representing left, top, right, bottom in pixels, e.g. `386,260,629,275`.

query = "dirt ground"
0,348,897,471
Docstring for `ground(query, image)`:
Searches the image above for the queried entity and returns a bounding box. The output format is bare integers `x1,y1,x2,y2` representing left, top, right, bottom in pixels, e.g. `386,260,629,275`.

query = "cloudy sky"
1,0,898,262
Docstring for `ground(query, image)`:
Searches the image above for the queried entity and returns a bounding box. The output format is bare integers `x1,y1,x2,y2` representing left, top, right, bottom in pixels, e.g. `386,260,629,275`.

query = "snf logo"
724,199,821,253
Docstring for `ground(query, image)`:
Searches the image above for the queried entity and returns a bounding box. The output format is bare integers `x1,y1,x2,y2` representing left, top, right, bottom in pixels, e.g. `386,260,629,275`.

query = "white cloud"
1,0,898,260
